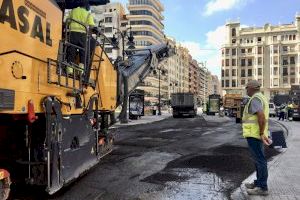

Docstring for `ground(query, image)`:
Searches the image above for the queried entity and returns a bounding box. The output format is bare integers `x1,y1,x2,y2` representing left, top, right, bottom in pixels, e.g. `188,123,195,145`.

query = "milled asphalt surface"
9,116,283,200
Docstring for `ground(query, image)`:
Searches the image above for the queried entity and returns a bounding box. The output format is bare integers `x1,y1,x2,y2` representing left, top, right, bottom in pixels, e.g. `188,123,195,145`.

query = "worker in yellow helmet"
67,0,95,74
242,80,272,196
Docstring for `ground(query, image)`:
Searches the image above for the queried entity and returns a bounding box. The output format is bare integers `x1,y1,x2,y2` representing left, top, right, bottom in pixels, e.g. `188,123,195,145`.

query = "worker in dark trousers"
67,0,95,74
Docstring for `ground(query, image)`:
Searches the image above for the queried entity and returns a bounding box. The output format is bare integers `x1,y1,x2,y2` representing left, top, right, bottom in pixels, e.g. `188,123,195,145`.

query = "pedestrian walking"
278,104,285,121
242,80,272,196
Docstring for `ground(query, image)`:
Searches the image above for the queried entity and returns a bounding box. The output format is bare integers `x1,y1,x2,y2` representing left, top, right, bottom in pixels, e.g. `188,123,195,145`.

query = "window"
241,49,245,54
225,80,229,87
226,59,230,66
289,35,292,40
258,68,262,76
232,49,236,56
283,77,288,84
258,37,262,43
291,67,295,75
222,49,224,56
104,27,113,33
232,39,236,44
293,35,296,40
274,67,278,75
258,47,262,54
273,46,278,54
222,80,224,87
274,57,278,65
222,60,224,67
226,49,230,56
273,36,277,41
258,57,262,65
232,59,236,66
105,17,112,23
232,28,236,37
283,68,288,76
282,46,288,52
241,79,246,85
291,78,295,84
225,69,229,76
241,59,246,66
274,78,279,86
241,69,245,77
290,57,295,65
232,69,236,76
105,47,112,53
248,48,252,54
248,69,252,76
248,59,252,66
283,57,288,65
222,70,225,77
232,80,236,87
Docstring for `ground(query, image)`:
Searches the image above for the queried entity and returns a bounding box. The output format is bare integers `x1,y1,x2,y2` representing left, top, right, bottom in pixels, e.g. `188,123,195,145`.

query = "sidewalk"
110,111,172,129
232,120,300,200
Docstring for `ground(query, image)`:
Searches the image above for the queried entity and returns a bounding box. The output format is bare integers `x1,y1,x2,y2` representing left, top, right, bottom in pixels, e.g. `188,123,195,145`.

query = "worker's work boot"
246,187,269,196
244,182,255,189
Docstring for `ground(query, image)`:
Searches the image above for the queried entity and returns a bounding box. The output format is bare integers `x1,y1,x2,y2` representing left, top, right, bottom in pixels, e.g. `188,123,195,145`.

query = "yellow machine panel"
0,0,117,114
0,0,61,61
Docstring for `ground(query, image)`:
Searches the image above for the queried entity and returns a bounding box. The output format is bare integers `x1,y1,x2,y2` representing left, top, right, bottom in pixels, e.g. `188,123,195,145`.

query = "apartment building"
91,3,127,59
189,58,200,96
198,62,208,104
127,0,168,104
127,0,165,47
211,75,221,95
221,15,300,100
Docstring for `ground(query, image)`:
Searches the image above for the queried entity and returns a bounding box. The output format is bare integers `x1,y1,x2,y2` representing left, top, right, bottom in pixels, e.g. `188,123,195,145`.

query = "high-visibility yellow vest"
68,7,95,33
242,92,269,139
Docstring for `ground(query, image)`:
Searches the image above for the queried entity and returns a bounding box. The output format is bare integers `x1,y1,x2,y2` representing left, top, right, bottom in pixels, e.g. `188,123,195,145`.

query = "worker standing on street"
67,0,95,74
242,80,272,196
287,102,293,121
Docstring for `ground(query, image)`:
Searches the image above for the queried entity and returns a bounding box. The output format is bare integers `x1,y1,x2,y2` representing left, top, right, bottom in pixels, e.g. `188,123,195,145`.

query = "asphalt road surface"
9,116,283,200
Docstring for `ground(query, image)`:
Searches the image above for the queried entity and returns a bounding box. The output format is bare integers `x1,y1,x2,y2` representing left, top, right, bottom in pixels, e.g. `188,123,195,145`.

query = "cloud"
204,0,251,16
205,25,227,49
180,25,228,77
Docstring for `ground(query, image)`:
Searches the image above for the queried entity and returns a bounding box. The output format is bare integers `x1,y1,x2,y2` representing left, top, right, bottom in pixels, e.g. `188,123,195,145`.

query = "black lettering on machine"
0,0,53,46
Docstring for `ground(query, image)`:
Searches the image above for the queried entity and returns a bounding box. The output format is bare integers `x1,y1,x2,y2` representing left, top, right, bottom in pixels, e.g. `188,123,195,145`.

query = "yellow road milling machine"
0,0,172,194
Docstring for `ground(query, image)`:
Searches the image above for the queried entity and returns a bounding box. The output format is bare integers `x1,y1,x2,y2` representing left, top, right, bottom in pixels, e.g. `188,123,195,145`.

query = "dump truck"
171,93,197,118
0,0,173,194
223,94,242,118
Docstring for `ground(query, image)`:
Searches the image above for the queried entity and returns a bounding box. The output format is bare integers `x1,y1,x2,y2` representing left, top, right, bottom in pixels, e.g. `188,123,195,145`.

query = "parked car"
269,103,276,117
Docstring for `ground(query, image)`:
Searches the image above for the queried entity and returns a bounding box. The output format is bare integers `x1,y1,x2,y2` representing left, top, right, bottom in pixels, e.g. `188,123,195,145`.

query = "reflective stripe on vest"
242,92,269,139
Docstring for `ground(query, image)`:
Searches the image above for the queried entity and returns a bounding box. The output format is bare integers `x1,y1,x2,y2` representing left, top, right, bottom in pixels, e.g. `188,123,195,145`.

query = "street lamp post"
158,68,161,115
153,67,166,116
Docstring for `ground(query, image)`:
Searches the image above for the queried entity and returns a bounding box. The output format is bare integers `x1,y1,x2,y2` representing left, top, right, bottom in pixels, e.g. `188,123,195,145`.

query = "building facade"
127,0,168,105
198,62,208,105
221,15,300,100
189,58,200,96
91,3,127,59
211,75,221,95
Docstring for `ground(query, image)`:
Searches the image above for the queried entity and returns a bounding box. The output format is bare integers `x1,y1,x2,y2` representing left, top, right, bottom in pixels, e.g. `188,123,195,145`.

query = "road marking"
160,129,182,133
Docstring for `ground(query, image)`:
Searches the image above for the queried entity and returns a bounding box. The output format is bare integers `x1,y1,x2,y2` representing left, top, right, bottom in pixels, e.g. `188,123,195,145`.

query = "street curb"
109,115,172,130
230,120,290,200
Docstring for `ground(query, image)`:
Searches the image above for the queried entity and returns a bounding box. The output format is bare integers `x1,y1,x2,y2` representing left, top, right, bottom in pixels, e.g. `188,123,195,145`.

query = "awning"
55,0,110,9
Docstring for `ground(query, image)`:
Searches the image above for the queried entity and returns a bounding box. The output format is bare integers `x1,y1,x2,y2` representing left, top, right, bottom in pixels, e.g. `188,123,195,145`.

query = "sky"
111,0,300,77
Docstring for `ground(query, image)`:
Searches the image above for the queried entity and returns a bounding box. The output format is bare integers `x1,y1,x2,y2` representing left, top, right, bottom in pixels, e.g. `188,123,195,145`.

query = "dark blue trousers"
246,137,268,190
